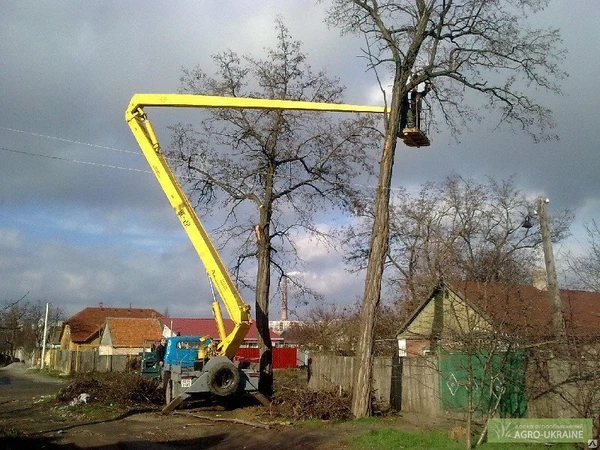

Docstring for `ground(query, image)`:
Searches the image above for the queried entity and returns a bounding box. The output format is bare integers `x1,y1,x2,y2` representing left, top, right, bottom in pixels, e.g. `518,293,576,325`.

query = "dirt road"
0,363,355,449
0,363,459,450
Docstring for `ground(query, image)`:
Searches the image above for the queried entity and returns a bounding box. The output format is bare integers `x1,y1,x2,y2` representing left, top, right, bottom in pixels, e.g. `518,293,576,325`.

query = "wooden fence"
307,354,402,409
44,348,138,375
308,353,593,417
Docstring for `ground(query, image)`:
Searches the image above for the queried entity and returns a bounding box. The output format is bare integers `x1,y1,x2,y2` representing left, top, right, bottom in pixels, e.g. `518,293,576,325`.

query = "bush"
57,372,164,407
271,387,352,420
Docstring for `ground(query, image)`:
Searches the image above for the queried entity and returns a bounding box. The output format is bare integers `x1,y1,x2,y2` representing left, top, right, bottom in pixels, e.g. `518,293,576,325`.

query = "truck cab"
164,335,211,368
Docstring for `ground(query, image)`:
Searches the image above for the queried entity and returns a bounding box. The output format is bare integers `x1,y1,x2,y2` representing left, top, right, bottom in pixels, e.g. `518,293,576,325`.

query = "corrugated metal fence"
235,347,300,369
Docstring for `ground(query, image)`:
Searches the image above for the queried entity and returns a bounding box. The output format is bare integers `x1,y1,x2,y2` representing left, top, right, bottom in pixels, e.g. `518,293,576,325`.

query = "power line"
0,146,151,174
0,125,399,195
0,126,139,155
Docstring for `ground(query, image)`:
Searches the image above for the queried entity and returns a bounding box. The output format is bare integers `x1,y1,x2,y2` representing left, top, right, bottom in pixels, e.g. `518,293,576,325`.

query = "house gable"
98,318,163,356
104,318,163,348
398,284,491,342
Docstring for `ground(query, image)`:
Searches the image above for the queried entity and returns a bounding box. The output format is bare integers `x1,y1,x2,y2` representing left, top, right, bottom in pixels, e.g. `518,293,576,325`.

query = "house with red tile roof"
98,317,164,356
164,318,285,348
397,279,600,357
397,279,600,418
60,304,166,351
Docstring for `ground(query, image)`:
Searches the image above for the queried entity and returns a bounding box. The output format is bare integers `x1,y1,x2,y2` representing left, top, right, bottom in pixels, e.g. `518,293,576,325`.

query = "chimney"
532,267,547,290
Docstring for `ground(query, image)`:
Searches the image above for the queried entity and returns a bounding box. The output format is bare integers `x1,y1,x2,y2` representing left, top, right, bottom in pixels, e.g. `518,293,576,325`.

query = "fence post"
390,354,403,411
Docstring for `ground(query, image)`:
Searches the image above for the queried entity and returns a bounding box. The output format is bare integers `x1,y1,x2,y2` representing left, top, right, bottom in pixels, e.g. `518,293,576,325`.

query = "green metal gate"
439,350,528,417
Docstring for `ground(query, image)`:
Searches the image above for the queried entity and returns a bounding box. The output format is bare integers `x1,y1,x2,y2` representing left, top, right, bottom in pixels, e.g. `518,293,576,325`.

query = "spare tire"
206,361,241,397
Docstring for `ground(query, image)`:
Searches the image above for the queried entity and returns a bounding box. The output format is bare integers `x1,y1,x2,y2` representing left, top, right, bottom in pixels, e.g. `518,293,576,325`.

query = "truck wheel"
206,361,240,397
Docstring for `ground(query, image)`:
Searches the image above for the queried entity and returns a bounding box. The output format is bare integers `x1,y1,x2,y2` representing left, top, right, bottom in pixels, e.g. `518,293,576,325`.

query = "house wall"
400,290,491,344
441,290,492,338
60,325,71,349
404,298,437,337
527,357,589,418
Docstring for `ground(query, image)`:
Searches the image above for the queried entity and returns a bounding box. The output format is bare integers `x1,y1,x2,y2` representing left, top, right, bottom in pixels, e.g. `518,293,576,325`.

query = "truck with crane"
125,94,388,412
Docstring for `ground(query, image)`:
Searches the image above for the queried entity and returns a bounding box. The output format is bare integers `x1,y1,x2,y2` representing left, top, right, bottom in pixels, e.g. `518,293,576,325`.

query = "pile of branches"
271,387,352,421
56,373,164,407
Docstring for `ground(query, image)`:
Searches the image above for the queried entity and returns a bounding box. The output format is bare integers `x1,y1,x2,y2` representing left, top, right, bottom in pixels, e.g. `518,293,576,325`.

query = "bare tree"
285,302,400,356
0,296,64,362
168,19,381,395
346,175,572,324
567,219,600,291
326,0,566,417
285,304,360,355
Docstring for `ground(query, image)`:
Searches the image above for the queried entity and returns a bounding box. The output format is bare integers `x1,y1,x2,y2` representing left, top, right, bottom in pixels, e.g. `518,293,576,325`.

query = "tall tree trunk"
256,162,275,397
351,77,403,418
255,221,273,396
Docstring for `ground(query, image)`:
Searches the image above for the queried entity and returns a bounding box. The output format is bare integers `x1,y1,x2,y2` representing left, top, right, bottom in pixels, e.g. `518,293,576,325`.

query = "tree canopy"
325,0,567,417
168,18,381,395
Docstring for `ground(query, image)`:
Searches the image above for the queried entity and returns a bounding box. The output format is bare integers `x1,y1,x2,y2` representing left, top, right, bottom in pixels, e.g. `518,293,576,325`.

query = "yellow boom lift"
125,94,392,410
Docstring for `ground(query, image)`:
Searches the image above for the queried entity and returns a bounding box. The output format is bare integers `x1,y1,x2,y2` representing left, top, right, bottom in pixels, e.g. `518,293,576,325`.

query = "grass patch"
349,430,463,450
26,367,72,379
347,429,580,450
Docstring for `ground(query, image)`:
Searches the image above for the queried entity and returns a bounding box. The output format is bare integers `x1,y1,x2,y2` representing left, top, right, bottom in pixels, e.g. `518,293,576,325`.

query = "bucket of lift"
400,103,431,148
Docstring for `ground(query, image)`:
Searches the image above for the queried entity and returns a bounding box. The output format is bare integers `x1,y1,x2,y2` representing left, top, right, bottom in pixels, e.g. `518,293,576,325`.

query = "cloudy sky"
1,1,598,322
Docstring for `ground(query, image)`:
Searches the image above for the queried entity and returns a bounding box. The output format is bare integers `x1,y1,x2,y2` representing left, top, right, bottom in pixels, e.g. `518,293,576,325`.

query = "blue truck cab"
164,335,211,368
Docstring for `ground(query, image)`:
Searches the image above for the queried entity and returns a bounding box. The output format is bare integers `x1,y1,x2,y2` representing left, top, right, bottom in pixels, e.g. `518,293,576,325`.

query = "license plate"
181,378,192,388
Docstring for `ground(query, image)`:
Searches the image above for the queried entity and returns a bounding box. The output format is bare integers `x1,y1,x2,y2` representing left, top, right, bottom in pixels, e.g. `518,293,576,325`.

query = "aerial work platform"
400,127,430,148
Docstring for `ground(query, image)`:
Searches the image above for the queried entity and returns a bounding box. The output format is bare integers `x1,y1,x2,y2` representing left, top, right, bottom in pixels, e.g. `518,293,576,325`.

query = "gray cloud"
0,1,598,320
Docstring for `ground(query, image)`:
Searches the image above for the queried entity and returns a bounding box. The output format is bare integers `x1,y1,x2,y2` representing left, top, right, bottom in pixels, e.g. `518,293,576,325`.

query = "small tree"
441,284,531,448
567,219,600,291
326,0,566,417
168,19,381,395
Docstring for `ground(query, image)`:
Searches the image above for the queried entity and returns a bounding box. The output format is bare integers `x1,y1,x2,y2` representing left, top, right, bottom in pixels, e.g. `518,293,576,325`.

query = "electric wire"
0,125,399,195
0,146,151,174
0,126,139,155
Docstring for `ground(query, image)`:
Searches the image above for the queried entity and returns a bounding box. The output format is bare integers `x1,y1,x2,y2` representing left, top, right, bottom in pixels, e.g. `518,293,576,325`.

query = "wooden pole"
40,302,49,369
537,198,566,343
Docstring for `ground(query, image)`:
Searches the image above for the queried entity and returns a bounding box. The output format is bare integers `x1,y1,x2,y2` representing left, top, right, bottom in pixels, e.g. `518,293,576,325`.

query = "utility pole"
537,198,566,343
40,302,49,369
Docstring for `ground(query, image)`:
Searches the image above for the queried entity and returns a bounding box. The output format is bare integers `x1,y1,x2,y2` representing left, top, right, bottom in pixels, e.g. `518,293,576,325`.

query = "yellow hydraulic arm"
125,94,386,358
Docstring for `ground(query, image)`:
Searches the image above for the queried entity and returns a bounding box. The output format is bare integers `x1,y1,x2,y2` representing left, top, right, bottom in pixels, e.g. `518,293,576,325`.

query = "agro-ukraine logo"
488,419,592,443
